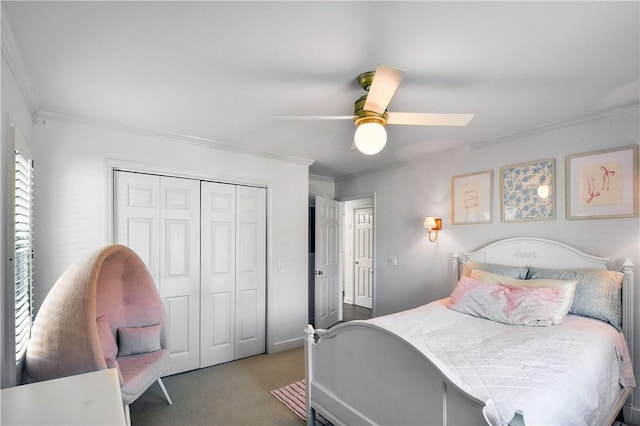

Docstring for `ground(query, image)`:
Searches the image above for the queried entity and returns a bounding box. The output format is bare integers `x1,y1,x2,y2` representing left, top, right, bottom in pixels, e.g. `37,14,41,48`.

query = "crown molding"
334,102,640,182
467,101,640,150
35,109,315,167
309,174,334,183
1,8,40,114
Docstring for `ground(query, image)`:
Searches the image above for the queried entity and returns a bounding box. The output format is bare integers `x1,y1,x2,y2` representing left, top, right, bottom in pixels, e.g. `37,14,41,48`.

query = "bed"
304,237,636,426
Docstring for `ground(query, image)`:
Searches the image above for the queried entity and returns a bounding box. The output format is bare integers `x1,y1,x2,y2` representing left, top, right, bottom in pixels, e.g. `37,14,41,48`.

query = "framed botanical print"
501,158,555,222
451,170,492,224
566,145,638,219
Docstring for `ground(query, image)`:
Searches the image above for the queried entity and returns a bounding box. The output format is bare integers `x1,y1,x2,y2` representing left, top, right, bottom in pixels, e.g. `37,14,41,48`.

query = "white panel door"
315,196,340,329
116,172,266,371
159,176,201,375
200,181,237,367
354,207,373,309
114,171,201,375
114,172,160,279
235,185,266,359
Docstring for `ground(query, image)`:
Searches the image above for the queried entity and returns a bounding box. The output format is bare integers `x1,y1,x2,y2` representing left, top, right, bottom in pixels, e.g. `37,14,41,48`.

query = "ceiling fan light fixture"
354,120,387,155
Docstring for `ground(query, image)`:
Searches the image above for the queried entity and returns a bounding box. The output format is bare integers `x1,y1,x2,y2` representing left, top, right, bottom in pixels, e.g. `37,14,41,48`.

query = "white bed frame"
305,237,635,426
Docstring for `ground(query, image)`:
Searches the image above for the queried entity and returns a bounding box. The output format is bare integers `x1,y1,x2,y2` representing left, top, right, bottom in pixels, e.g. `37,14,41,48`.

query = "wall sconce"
423,217,442,243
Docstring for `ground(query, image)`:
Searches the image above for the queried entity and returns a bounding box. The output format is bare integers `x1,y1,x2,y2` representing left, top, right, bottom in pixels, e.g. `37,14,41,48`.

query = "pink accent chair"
25,244,172,421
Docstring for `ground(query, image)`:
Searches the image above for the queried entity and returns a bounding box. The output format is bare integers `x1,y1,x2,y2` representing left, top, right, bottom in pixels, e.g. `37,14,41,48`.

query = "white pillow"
470,269,577,325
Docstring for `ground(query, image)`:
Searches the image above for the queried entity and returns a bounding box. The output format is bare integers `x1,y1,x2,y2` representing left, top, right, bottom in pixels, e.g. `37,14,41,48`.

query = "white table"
1,369,126,425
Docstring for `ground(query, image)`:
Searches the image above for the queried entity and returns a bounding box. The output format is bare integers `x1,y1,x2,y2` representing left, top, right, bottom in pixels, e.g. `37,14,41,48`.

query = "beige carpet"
131,347,305,425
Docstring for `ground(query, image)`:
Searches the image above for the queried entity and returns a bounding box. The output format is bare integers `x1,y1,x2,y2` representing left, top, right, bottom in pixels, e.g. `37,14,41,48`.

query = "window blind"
14,150,33,359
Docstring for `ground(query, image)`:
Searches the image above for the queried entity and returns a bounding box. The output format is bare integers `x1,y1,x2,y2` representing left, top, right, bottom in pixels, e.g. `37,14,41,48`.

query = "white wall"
309,174,335,206
335,109,640,417
32,117,310,354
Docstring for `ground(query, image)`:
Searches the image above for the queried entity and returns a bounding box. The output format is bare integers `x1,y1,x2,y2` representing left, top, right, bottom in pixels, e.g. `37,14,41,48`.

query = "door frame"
105,159,271,351
339,193,376,317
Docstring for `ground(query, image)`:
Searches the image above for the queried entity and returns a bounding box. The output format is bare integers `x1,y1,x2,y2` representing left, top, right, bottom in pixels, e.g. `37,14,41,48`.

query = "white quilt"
367,299,635,426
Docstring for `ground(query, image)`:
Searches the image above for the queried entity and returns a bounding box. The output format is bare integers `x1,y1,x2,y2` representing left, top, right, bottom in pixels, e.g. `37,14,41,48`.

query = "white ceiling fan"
276,65,474,155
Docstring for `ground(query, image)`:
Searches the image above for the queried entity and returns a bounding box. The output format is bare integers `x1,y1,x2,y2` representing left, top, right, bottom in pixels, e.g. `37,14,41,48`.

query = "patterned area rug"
270,380,332,425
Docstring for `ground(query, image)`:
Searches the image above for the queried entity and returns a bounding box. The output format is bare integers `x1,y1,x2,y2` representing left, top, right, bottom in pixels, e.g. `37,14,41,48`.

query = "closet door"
200,183,266,366
114,172,160,278
200,181,236,367
235,185,266,359
114,171,201,375
116,172,266,371
158,176,201,375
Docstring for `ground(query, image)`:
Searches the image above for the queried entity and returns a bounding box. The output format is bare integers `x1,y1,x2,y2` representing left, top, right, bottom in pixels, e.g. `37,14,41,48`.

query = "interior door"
235,185,266,359
314,196,340,329
158,176,201,375
114,171,201,375
353,207,373,309
200,181,236,367
114,172,160,278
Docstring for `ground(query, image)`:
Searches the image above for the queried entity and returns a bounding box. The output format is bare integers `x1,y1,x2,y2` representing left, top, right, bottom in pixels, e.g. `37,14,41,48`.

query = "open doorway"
341,197,374,322
309,195,375,328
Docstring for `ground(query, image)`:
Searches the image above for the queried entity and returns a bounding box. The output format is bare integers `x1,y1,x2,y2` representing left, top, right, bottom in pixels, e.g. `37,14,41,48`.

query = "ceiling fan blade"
386,112,474,126
271,115,355,120
363,65,406,115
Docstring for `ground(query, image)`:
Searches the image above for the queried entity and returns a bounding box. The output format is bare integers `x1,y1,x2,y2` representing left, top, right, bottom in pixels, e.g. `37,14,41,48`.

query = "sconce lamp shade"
423,217,438,228
354,122,387,155
423,216,442,243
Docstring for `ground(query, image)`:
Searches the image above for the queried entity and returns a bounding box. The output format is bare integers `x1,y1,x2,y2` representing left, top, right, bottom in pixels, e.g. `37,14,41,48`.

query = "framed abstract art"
501,158,555,222
566,145,638,219
451,170,492,224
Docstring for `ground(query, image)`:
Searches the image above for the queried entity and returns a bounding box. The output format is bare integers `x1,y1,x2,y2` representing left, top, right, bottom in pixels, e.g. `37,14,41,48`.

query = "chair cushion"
118,349,169,405
105,356,124,386
117,324,161,356
96,316,118,359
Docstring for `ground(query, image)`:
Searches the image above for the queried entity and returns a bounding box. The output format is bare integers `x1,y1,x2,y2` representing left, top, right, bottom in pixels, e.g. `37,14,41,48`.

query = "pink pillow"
449,276,566,327
96,316,118,358
469,269,577,324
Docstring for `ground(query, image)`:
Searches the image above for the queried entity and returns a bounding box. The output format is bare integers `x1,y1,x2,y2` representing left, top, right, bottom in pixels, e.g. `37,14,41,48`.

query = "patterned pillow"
449,276,565,327
462,261,528,279
527,267,623,330
469,270,577,325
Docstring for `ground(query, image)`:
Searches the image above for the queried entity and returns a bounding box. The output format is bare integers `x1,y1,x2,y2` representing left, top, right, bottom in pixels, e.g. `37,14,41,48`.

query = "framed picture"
566,145,639,219
501,158,555,222
451,170,492,224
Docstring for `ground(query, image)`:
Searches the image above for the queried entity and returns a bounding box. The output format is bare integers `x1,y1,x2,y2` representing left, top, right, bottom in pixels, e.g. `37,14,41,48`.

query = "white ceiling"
3,1,639,178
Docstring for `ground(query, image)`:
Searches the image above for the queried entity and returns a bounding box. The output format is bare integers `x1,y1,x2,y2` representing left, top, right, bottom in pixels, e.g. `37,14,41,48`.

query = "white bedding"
367,298,635,426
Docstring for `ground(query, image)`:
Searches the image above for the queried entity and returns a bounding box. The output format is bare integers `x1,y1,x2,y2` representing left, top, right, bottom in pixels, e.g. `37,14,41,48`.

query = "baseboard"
269,336,303,354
